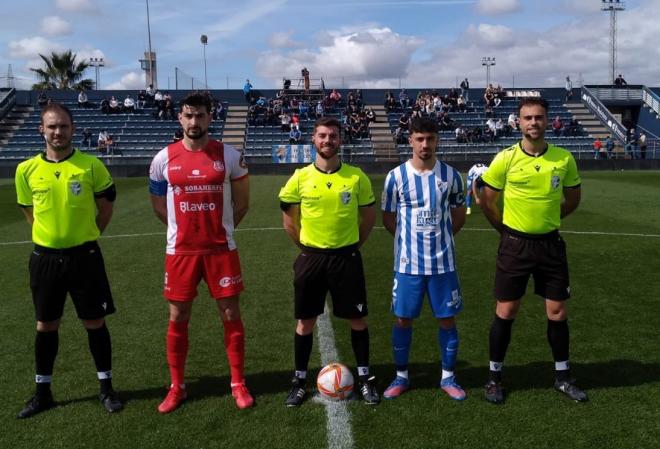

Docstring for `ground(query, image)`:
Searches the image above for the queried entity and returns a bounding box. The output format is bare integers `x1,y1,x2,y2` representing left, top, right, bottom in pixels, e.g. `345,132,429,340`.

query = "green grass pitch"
0,171,659,449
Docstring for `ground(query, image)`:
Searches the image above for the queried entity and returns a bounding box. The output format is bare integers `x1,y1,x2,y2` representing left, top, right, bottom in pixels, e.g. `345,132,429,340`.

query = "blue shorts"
391,271,463,319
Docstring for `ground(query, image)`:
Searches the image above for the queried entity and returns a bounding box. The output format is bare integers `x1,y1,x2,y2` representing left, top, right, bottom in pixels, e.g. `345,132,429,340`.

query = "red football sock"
166,320,189,388
223,319,245,385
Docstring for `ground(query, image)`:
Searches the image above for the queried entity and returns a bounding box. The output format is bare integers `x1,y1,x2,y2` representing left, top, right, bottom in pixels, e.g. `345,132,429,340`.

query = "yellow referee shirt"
481,142,581,234
279,163,375,249
15,150,114,249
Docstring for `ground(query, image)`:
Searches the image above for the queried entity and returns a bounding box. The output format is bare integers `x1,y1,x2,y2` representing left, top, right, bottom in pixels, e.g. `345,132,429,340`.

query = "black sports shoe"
358,376,380,405
17,394,55,419
554,379,588,402
285,377,306,407
484,380,504,404
100,390,123,413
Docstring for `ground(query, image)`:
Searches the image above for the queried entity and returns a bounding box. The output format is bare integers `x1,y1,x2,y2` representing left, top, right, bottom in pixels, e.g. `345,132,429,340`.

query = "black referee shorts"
293,245,368,320
494,227,571,301
29,241,115,322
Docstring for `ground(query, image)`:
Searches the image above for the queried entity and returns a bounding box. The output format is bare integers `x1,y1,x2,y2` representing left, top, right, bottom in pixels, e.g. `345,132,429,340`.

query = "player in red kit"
149,92,253,413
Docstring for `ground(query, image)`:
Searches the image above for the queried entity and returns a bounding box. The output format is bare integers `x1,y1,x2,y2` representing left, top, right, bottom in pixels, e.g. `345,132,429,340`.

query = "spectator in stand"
289,126,302,144
137,91,147,109
172,129,183,143
565,76,573,103
614,74,628,87
625,128,638,159
552,116,563,137
100,98,110,115
302,67,310,92
243,79,253,103
37,92,49,107
123,95,135,114
460,78,470,101
484,102,494,118
154,90,163,108
398,112,410,133
508,112,519,131
495,118,505,138
98,129,109,151
146,84,155,106
399,89,410,109
108,96,120,114
605,135,615,159
280,111,292,132
80,127,93,149
299,100,310,121
639,132,647,159
78,90,89,108
291,113,300,130
329,89,342,108
593,138,603,159
457,95,467,112
385,91,397,112
365,107,376,124
455,125,467,143
438,112,452,131
315,100,325,118
290,97,300,114
566,119,580,137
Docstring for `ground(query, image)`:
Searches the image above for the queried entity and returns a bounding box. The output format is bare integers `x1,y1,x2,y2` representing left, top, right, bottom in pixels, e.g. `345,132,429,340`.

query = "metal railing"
584,84,644,101
581,85,627,142
642,86,660,117
0,88,16,120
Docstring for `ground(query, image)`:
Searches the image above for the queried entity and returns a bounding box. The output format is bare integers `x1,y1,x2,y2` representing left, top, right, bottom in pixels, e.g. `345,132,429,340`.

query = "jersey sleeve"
14,162,32,207
563,153,581,188
226,144,249,181
381,170,398,212
149,148,168,196
481,151,507,191
278,169,301,204
91,157,114,193
357,169,375,206
448,169,466,208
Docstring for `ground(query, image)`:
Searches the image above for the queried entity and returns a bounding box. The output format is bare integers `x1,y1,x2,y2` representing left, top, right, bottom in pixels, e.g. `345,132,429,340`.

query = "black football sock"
489,315,514,382
86,324,113,393
351,328,370,380
35,330,59,397
294,332,314,383
547,318,571,382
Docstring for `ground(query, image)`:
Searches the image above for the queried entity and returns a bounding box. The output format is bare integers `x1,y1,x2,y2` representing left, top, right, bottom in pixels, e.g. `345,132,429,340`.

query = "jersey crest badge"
213,160,225,172
173,186,183,196
69,181,82,196
436,181,448,192
340,191,351,204
551,175,560,190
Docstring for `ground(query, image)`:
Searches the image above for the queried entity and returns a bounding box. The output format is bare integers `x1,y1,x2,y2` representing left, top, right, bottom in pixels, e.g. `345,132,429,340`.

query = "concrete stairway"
564,102,610,139
0,105,32,148
367,105,397,162
222,105,248,150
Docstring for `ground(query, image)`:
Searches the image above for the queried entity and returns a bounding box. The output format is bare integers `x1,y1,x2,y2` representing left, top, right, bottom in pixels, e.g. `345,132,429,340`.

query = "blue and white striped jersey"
467,163,489,188
382,160,465,275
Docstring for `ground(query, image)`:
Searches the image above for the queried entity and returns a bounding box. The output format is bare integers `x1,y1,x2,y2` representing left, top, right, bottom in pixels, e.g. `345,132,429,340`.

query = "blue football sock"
438,326,459,372
392,325,412,372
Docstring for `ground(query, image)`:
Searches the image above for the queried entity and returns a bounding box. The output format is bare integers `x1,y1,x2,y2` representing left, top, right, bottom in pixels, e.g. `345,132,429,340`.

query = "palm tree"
30,50,95,91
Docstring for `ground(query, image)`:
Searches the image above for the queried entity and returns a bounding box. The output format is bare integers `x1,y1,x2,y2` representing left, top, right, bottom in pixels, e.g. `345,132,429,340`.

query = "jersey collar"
41,149,76,163
313,162,342,174
518,141,548,158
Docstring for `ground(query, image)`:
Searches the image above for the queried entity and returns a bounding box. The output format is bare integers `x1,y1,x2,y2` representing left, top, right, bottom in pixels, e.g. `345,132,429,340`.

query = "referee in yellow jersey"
14,103,122,418
479,97,587,404
279,117,379,407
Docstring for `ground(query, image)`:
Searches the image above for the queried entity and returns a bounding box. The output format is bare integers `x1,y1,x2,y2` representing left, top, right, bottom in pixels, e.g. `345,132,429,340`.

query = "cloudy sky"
2,0,659,90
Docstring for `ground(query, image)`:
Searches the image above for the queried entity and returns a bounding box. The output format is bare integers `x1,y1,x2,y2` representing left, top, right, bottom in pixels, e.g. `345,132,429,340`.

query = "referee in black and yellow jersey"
479,97,587,404
14,103,122,418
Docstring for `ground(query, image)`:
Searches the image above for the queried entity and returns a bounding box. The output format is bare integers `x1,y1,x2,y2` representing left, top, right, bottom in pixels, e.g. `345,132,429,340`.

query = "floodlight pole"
146,0,154,87
201,35,208,89
601,0,626,84
89,57,105,90
482,56,495,86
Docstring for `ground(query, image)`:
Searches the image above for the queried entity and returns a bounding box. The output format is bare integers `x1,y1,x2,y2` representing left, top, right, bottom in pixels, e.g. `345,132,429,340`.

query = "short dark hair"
409,117,438,134
180,91,212,113
40,103,74,125
313,116,342,134
517,97,549,115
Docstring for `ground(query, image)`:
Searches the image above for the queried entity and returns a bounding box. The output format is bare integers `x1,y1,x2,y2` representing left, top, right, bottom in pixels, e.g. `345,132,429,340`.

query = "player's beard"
185,127,208,140
317,145,339,160
46,135,72,152
522,127,545,142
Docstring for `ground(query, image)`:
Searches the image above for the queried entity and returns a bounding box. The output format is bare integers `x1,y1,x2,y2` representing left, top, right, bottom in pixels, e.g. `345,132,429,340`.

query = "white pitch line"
316,305,355,449
1,226,659,247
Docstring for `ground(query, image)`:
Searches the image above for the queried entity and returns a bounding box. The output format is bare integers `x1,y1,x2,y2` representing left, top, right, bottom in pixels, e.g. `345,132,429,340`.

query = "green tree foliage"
30,50,95,91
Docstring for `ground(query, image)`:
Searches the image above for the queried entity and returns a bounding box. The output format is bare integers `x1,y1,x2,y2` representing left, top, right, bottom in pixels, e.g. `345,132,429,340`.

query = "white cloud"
475,0,520,15
41,16,72,36
9,36,64,59
106,71,146,90
56,0,95,12
257,27,423,86
465,23,514,47
268,31,300,49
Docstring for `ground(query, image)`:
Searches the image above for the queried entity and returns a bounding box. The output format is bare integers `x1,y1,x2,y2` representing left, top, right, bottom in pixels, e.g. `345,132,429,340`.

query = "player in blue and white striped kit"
381,117,467,400
465,163,488,215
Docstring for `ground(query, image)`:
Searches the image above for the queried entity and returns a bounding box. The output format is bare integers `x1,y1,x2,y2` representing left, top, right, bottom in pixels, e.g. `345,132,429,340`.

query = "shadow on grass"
48,359,660,409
